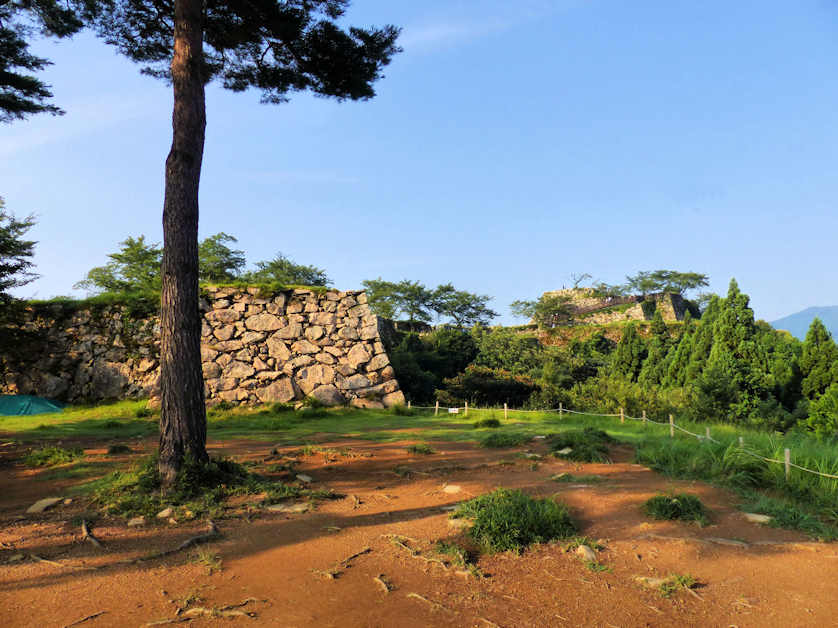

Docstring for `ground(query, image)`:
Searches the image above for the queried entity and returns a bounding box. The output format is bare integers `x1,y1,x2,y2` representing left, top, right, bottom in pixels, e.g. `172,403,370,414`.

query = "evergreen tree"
0,0,81,122
244,252,330,287
75,235,162,293
684,296,721,384
611,323,646,381
74,0,400,483
661,311,694,387
0,198,37,298
799,318,838,400
638,311,670,386
198,233,245,283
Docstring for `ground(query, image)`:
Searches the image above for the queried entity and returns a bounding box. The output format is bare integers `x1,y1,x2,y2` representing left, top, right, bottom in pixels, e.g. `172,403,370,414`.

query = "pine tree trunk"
158,0,208,486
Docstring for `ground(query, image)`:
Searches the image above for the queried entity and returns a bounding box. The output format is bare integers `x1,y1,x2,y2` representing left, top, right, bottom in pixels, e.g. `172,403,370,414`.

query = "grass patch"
390,404,415,416
452,488,576,553
24,446,84,467
480,432,532,448
107,444,133,455
564,536,605,552
659,574,697,598
739,493,838,540
551,473,606,483
193,547,222,574
549,428,616,463
406,443,434,455
585,561,611,573
644,493,709,526
473,418,501,429
85,453,331,519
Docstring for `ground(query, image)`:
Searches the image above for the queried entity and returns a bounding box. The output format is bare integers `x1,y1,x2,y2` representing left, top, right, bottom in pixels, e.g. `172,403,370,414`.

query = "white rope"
404,400,838,482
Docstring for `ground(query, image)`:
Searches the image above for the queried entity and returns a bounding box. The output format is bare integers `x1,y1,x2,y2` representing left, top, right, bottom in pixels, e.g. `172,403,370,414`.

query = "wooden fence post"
785,448,791,481
739,436,744,448
669,414,674,438
642,410,647,426
620,407,625,424
465,401,469,417
407,400,411,410
434,400,439,416
503,403,508,420
705,427,711,440
559,402,563,417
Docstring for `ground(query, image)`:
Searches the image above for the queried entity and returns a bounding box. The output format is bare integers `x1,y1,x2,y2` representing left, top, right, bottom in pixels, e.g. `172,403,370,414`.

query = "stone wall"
0,287,405,409
541,288,689,325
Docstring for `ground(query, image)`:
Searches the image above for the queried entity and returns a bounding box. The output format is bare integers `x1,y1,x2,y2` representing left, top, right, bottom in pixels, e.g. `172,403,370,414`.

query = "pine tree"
74,0,401,484
0,1,81,122
799,318,838,400
684,295,721,384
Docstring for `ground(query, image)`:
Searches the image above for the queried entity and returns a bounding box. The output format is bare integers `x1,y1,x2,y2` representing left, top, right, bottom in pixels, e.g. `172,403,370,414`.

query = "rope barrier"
405,400,838,482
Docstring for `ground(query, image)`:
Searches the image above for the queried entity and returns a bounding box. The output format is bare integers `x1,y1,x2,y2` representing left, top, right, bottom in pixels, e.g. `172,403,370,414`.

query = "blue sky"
2,0,837,324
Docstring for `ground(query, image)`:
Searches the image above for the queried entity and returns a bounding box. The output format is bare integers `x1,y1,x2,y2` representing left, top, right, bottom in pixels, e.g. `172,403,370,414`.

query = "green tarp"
0,395,65,416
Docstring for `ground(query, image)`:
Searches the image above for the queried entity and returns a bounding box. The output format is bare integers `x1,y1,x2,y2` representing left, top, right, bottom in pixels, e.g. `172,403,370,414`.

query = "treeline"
389,279,838,437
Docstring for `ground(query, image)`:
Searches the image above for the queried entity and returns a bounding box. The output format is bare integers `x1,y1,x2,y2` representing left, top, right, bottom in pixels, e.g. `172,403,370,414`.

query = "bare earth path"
1,437,836,627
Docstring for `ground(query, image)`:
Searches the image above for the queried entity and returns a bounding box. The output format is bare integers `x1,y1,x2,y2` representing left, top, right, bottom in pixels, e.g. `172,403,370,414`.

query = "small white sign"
448,407,459,414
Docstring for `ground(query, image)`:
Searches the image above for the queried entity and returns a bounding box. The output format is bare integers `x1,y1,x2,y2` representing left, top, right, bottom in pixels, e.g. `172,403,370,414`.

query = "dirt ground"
1,436,837,628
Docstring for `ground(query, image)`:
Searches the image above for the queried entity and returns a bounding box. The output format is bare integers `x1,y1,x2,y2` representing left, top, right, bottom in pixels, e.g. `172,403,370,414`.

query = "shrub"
473,418,501,429
24,446,84,467
406,444,434,455
643,493,708,525
550,428,616,463
390,404,415,416
452,488,576,553
480,432,532,448
436,366,538,408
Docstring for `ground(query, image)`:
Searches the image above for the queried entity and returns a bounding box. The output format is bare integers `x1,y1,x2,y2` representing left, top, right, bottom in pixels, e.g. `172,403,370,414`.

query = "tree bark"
158,0,208,486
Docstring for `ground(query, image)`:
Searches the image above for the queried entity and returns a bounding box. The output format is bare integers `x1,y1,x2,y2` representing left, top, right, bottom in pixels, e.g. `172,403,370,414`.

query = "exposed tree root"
62,610,106,628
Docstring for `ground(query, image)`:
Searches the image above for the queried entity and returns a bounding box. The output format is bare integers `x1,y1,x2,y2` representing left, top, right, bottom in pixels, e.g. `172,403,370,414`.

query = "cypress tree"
662,311,695,388
638,311,670,387
611,323,646,381
800,318,838,400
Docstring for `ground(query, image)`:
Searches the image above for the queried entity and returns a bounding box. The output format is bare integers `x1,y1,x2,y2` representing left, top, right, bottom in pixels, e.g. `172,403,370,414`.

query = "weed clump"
549,428,616,463
644,493,709,526
659,574,697,598
473,418,501,429
24,446,84,467
88,453,322,518
390,404,415,416
406,444,434,455
480,432,532,449
452,488,576,553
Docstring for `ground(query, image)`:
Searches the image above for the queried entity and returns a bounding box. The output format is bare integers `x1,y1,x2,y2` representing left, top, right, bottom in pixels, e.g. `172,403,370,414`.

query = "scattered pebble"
743,512,773,524
156,507,174,519
7,553,25,563
635,576,669,589
127,517,146,527
26,497,63,514
555,447,573,455
167,517,178,525
442,485,462,494
296,474,313,484
62,498,73,505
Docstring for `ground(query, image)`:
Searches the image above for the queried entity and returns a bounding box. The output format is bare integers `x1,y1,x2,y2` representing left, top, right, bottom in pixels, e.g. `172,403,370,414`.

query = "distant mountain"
771,306,838,340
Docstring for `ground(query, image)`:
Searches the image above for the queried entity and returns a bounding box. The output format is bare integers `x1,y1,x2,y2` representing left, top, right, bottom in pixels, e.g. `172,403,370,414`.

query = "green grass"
659,574,697,598
473,418,501,429
549,427,616,463
24,446,84,467
644,493,709,526
452,488,577,553
480,432,532,448
551,473,606,483
406,443,434,455
5,401,838,538
83,453,334,519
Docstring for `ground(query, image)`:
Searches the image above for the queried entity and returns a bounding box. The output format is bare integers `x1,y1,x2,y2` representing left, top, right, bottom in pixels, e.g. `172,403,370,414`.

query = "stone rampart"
0,287,404,408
